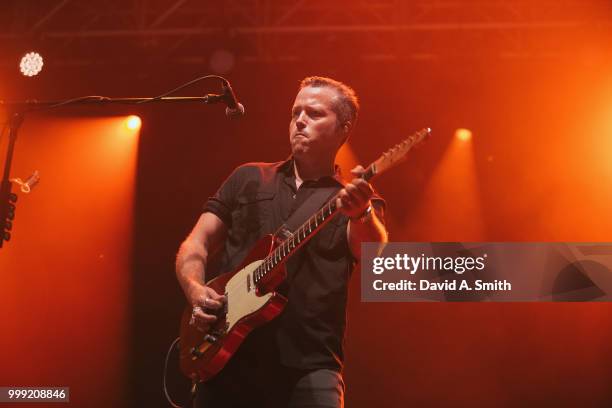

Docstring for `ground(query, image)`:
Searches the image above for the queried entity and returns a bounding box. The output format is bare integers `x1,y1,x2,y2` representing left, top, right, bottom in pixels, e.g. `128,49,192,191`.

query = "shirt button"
292,194,296,199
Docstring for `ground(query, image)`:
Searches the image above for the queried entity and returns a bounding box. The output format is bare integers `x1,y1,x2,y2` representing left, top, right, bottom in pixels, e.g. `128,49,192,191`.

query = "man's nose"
296,112,307,129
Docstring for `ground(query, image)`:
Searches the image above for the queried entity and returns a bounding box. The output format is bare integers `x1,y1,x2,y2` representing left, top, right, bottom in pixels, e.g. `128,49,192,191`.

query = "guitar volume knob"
204,334,218,343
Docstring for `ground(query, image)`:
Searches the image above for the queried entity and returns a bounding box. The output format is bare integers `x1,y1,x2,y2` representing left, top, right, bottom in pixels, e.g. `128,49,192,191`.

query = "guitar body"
179,234,287,382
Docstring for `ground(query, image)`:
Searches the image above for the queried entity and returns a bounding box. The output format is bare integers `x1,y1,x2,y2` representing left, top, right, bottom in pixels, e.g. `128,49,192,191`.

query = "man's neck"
293,157,335,185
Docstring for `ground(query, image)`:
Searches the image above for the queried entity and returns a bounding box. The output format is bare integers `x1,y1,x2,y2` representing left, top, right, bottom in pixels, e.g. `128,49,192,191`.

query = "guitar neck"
252,162,378,289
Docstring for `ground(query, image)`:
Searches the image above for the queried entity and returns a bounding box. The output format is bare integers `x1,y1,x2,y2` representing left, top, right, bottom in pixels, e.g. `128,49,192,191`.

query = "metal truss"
0,0,610,66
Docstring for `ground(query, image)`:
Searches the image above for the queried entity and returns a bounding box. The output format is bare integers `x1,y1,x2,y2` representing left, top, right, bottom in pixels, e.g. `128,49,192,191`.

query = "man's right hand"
188,282,226,333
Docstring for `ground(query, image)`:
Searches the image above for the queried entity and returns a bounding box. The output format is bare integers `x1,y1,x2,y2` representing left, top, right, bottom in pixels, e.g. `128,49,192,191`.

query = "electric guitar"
179,128,431,382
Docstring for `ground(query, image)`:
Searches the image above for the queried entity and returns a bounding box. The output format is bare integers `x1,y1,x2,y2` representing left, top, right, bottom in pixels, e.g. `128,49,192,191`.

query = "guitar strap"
273,185,341,244
272,184,341,290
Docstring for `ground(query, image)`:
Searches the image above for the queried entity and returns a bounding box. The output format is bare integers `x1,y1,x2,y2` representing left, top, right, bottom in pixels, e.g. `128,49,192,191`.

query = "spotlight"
125,115,142,131
455,128,472,142
19,52,44,77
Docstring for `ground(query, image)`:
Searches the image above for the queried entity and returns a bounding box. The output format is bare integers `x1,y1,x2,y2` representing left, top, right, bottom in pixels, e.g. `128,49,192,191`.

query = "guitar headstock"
370,128,431,176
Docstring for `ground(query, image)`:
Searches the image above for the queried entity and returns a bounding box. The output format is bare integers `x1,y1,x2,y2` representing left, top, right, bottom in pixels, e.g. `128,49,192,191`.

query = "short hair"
299,76,359,128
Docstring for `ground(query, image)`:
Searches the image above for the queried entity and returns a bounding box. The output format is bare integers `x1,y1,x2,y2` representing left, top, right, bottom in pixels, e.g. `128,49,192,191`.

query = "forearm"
176,212,228,302
176,238,209,300
176,214,228,331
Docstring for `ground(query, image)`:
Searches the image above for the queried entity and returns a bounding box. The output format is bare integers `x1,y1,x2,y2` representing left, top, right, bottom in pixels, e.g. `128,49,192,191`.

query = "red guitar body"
179,234,287,382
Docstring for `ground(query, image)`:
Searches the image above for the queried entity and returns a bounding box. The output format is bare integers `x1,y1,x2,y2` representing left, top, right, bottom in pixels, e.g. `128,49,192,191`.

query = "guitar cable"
163,336,195,408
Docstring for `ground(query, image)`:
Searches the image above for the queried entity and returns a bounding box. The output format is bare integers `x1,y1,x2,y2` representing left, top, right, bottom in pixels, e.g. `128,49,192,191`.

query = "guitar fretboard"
252,195,335,286
251,127,430,288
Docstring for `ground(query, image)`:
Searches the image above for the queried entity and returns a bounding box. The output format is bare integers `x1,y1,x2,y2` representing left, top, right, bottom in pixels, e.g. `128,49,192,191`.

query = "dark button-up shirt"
204,158,385,371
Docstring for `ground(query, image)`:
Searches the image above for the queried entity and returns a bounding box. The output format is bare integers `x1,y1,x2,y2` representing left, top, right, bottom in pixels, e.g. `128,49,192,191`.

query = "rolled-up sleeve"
203,167,244,228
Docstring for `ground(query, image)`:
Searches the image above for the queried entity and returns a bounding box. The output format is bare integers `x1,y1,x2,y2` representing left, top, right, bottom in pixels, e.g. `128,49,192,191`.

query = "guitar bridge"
190,326,226,360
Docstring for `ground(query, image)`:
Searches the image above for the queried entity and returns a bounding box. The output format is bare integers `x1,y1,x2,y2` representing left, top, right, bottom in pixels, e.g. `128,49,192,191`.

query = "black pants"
194,366,344,408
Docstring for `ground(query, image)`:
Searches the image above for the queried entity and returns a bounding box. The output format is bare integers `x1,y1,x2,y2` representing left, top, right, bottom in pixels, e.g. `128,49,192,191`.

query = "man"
176,76,388,407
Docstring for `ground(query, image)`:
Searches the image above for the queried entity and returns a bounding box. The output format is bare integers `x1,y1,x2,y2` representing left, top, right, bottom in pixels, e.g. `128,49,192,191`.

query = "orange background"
0,2,612,407
0,117,138,406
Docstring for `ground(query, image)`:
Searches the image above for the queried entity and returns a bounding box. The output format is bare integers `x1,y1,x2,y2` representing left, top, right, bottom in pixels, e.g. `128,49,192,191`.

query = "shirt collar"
279,156,344,187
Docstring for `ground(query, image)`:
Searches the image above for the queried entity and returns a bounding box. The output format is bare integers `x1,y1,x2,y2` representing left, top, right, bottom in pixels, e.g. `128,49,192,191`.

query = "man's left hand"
337,165,374,220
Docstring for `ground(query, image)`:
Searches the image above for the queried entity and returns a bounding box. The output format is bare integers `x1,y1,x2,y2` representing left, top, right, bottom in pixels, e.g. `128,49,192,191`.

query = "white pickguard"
224,259,273,331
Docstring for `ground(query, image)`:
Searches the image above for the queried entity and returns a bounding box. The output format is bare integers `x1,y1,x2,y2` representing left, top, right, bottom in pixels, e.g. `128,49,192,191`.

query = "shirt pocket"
231,191,276,240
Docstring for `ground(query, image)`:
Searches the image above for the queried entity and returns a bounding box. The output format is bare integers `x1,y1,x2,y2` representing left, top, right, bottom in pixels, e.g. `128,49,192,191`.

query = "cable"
137,74,227,104
163,337,184,408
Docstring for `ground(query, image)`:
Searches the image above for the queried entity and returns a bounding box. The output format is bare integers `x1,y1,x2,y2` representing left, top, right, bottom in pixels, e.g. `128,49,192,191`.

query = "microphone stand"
0,93,226,248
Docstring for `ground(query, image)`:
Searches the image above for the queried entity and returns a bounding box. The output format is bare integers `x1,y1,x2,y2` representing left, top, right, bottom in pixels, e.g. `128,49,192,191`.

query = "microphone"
221,80,245,119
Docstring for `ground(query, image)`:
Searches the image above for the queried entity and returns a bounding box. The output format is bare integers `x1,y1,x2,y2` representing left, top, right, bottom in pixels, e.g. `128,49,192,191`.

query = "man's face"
289,86,345,159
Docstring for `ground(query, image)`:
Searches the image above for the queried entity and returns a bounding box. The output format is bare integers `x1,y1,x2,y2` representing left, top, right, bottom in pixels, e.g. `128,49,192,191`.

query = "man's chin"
291,144,308,157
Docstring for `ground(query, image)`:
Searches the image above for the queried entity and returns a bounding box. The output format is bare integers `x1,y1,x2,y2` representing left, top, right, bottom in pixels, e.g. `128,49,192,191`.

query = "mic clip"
202,93,225,104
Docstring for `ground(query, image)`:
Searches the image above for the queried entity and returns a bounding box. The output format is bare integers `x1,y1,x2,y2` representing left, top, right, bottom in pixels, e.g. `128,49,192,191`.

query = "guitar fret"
257,201,337,288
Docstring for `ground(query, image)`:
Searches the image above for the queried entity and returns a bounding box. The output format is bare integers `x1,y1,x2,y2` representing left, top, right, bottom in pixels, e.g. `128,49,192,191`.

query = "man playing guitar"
176,76,388,407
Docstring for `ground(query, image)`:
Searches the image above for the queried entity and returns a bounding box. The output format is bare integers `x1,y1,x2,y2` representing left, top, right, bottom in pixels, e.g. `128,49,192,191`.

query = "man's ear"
339,122,352,146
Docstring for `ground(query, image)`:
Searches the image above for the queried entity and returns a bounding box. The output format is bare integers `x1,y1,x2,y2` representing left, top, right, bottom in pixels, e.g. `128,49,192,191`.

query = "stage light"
19,52,44,77
455,128,472,142
125,115,142,131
